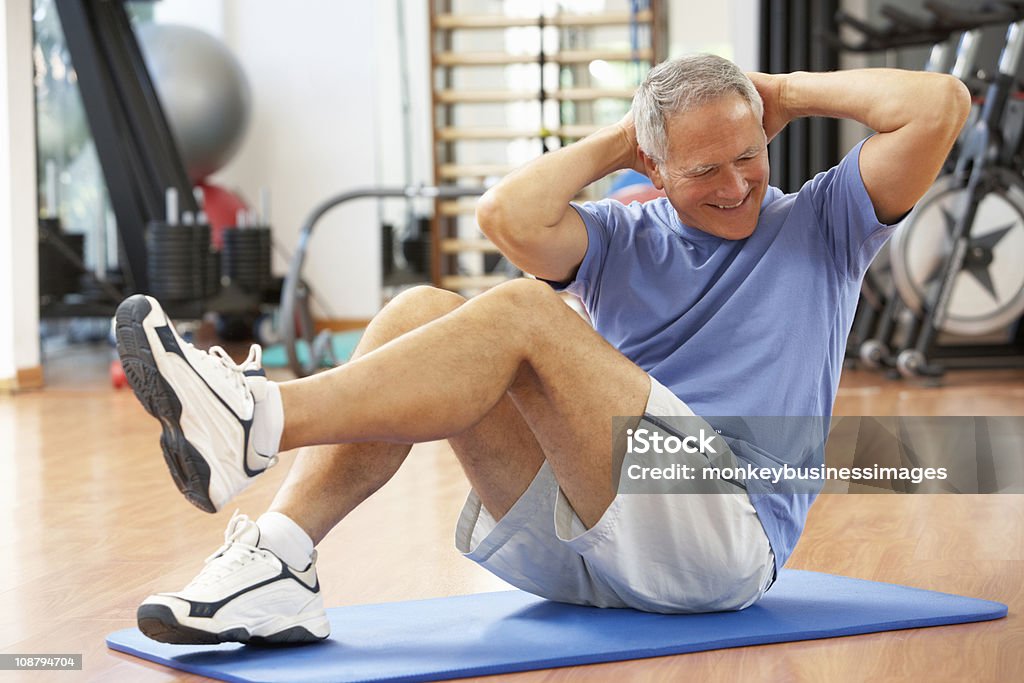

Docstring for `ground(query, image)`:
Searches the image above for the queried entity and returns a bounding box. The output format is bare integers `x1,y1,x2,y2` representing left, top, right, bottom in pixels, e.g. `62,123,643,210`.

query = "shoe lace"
183,342,278,467
187,512,271,589
189,343,263,395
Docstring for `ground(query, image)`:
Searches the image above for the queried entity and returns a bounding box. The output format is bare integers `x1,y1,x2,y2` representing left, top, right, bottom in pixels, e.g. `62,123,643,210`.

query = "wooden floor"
1,346,1022,682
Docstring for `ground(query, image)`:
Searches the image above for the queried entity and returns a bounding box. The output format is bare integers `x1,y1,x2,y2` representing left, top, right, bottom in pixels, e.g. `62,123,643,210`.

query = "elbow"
476,188,507,243
948,75,973,131
906,74,973,157
475,190,541,272
477,187,526,249
936,74,973,142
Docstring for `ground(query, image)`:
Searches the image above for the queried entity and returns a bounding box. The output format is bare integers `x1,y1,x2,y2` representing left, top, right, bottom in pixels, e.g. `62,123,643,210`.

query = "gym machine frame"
51,0,200,312
827,0,1024,379
903,11,1024,377
280,185,485,379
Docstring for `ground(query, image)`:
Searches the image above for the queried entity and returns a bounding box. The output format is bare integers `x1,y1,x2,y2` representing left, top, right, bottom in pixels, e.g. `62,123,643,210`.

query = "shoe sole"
137,603,327,646
115,295,217,513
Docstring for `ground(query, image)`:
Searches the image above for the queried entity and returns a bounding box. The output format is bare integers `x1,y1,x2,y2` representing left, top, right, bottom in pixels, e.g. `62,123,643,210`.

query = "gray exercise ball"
135,22,251,182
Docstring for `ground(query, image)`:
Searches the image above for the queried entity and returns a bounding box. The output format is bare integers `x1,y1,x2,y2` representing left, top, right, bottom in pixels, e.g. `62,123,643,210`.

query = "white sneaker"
115,294,276,512
137,512,330,645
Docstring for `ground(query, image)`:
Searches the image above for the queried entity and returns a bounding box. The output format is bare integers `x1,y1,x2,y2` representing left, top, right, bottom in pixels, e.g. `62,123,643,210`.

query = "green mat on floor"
262,330,364,368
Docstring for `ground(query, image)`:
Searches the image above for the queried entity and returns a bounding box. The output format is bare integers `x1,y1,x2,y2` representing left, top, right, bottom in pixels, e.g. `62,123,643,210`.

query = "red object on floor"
110,359,127,389
197,181,250,249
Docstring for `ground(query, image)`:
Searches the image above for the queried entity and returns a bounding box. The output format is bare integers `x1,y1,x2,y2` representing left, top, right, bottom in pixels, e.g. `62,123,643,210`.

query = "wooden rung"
435,52,539,66
438,127,543,141
435,48,653,67
438,200,480,216
441,274,512,290
434,10,653,30
435,14,535,29
555,48,655,64
437,126,601,141
435,87,636,104
441,239,502,254
550,87,636,100
549,10,654,27
439,163,515,179
435,89,539,104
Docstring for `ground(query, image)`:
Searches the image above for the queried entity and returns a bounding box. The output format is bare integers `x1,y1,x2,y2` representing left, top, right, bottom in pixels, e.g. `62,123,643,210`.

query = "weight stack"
205,248,221,299
221,227,271,296
146,221,210,302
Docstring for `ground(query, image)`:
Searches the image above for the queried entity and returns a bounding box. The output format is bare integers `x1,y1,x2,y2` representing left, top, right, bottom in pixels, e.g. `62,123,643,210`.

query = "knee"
489,278,562,316
385,285,466,324
362,286,466,348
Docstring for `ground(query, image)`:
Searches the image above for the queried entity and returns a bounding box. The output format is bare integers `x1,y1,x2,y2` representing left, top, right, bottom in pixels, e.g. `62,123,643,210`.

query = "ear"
638,149,665,190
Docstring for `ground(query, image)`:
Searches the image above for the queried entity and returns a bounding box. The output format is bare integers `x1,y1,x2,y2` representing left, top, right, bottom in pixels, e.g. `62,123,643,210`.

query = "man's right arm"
476,120,640,283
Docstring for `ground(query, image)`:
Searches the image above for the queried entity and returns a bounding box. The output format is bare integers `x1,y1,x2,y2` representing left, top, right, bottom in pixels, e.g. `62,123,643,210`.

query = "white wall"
155,0,383,320
153,0,224,33
0,0,40,381
668,1,735,62
731,0,761,72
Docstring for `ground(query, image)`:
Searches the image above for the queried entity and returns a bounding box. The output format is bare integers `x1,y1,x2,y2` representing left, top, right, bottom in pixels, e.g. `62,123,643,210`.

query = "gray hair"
633,54,763,167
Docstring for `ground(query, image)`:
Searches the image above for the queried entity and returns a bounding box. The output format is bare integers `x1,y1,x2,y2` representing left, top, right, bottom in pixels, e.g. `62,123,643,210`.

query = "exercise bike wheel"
889,174,1024,337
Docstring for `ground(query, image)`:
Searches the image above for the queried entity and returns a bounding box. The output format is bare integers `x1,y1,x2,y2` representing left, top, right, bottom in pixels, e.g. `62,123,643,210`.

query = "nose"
716,164,748,201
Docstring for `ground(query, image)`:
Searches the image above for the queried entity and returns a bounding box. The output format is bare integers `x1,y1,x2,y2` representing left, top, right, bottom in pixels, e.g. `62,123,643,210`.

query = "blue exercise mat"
106,569,1006,683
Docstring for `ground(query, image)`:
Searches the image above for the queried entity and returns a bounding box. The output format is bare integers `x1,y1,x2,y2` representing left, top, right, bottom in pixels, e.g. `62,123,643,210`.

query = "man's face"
644,94,769,240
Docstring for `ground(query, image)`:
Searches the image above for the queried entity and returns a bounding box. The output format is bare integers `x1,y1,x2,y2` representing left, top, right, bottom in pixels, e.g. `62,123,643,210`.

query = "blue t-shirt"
561,138,897,571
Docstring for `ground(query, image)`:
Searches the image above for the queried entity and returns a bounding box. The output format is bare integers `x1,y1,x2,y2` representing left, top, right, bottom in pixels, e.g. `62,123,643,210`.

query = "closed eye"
739,146,765,161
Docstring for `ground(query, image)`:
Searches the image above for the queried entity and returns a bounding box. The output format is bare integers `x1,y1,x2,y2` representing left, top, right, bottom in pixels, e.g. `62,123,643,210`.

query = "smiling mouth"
711,194,748,210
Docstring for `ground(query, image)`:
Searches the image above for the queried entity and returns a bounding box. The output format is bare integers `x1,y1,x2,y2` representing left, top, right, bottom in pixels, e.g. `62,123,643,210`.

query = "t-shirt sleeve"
549,198,644,309
804,137,901,282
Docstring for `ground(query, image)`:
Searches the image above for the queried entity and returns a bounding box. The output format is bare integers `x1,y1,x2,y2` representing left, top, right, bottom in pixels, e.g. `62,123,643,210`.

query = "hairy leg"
268,286,544,543
278,279,649,527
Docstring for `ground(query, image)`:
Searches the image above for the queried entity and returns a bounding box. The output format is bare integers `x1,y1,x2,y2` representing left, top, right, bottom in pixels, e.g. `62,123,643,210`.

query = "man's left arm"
751,69,972,224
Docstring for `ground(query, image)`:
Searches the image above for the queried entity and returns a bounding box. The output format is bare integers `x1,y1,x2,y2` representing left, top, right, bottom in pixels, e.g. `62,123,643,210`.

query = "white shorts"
455,376,776,614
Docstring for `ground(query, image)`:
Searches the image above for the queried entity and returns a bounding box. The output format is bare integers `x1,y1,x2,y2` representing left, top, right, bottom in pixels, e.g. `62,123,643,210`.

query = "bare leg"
268,286,545,543
278,279,650,527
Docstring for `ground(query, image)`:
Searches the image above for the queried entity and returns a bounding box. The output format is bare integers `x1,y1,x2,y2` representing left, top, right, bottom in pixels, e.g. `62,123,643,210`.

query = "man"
117,54,970,645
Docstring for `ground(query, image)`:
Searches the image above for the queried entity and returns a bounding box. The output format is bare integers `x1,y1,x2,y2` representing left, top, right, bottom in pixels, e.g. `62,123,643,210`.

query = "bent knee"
388,285,466,320
490,278,563,312
366,286,466,343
